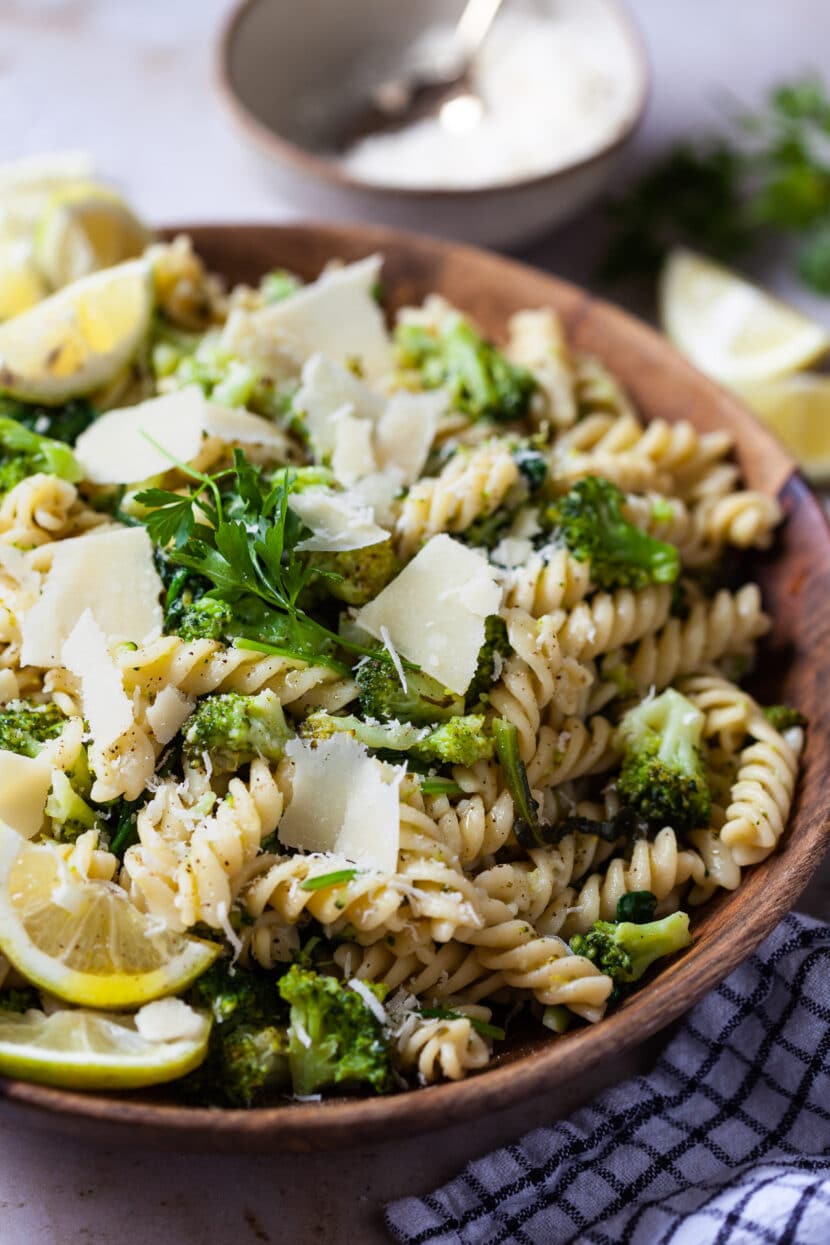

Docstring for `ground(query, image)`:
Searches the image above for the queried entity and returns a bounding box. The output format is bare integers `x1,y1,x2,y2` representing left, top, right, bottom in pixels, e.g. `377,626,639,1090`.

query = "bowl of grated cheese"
217,0,649,248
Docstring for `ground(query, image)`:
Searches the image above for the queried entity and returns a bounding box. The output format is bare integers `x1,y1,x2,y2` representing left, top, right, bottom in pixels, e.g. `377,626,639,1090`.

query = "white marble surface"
0,2,829,1242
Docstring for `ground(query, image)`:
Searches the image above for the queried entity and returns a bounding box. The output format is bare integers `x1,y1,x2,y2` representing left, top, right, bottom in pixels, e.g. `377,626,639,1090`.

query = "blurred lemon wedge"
0,1004,210,1090
739,374,830,483
0,239,47,321
0,824,220,1009
0,257,152,403
659,248,830,385
34,182,152,289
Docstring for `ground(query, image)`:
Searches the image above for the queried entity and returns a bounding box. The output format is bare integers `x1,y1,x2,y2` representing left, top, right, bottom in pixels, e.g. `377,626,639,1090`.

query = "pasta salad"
0,235,804,1104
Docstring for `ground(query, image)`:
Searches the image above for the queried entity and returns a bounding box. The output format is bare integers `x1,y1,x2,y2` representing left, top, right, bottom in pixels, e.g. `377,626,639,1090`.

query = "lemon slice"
0,258,152,403
0,1005,210,1090
739,374,830,483
659,248,830,386
0,239,47,320
35,183,152,289
0,825,220,1008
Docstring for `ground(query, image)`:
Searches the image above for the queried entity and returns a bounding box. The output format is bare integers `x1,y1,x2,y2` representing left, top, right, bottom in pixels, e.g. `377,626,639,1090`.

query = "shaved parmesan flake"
74,387,287,485
348,468,405,526
245,257,393,380
145,686,195,746
331,411,378,486
376,389,446,485
289,490,390,553
295,353,383,456
356,535,503,695
278,735,402,872
381,625,407,692
348,977,388,1026
491,537,534,569
0,750,53,839
21,527,163,668
61,610,133,751
135,998,206,1043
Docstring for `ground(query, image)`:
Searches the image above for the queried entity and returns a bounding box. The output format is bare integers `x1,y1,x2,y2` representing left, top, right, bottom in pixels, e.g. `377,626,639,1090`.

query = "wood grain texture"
1,223,827,1152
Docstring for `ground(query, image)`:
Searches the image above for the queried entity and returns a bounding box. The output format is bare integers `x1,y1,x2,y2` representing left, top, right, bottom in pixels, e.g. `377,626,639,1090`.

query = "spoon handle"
455,0,507,60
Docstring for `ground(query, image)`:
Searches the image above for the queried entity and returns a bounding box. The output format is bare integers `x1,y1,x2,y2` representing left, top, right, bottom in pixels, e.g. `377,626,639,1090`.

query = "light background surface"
0,2,829,1241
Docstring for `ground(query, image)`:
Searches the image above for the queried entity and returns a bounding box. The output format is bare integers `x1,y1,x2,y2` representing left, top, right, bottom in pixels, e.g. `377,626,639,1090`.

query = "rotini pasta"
0,239,800,1105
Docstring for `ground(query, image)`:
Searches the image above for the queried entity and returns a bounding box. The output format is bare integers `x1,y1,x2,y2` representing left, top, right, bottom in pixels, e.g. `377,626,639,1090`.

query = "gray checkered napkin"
386,912,830,1245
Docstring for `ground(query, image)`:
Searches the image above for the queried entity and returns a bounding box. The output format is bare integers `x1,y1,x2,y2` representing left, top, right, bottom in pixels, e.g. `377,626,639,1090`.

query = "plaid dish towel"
386,912,830,1245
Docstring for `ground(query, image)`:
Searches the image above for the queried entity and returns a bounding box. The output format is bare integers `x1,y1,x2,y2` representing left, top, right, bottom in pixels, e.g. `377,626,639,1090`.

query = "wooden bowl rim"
1,221,827,1151
215,0,651,200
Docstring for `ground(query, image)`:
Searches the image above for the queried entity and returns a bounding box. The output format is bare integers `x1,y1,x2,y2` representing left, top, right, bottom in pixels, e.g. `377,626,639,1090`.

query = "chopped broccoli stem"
492,717,544,847
278,964,393,1097
466,615,511,710
300,711,493,767
544,476,680,591
763,704,807,731
0,416,82,495
260,268,303,303
0,700,65,758
395,318,537,423
541,1004,574,1035
45,771,97,842
355,655,464,725
615,891,658,924
183,689,292,773
570,912,692,984
616,688,712,833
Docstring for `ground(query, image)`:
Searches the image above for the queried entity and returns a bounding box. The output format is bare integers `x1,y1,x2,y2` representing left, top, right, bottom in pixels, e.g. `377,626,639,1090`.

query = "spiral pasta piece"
395,440,520,557
719,713,801,866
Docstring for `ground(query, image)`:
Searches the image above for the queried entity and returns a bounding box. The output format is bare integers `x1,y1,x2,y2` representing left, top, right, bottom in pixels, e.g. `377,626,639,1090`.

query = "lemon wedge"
659,248,830,386
0,825,220,1009
35,182,152,290
0,258,152,403
0,1004,210,1090
0,239,47,321
738,374,830,483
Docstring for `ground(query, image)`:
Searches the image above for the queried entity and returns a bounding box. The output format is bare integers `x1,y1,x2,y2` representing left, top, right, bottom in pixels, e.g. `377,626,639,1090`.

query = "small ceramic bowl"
216,0,649,249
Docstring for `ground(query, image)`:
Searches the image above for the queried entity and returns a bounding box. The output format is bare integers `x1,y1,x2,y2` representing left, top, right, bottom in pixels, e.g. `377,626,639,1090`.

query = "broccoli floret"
763,704,807,732
492,717,545,847
278,964,393,1097
513,447,548,492
616,890,658,924
309,542,400,607
0,394,97,445
0,986,39,1013
414,715,494,767
0,700,65,757
616,688,712,833
183,689,292,772
188,960,290,1106
544,476,680,591
355,656,464,725
175,597,233,641
466,615,511,710
45,771,97,842
157,328,295,424
395,319,536,423
570,912,692,983
300,711,493,766
0,417,81,496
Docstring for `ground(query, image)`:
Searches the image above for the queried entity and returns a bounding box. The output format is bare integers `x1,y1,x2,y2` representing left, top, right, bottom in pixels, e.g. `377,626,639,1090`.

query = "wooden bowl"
2,224,828,1152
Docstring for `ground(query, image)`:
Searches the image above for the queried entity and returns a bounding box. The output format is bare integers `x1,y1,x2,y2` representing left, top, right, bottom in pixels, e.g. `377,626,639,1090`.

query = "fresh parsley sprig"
136,450,375,670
